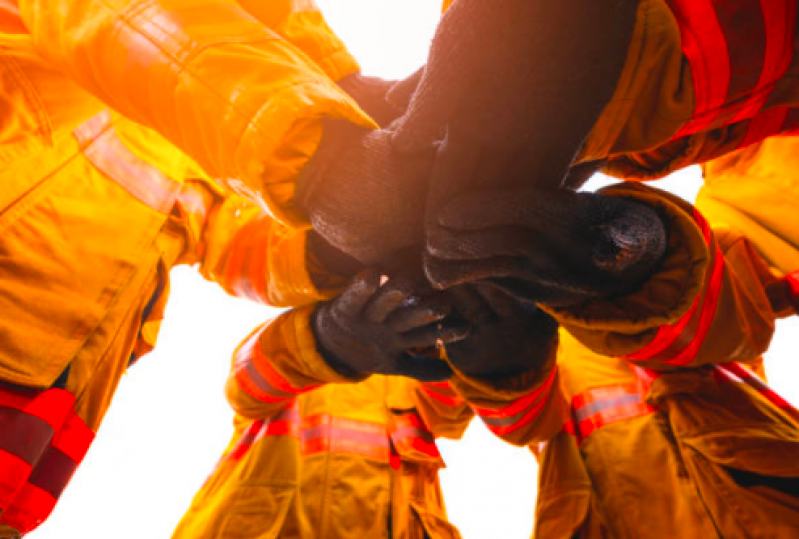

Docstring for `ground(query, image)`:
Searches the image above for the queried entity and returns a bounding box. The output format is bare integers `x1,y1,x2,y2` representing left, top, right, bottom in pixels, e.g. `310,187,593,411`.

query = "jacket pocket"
220,485,295,539
654,372,799,537
0,136,169,387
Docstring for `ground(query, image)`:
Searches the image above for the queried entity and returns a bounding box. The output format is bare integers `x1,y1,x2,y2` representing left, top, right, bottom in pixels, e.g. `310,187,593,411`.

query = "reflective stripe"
225,220,273,304
233,326,318,404
421,381,465,407
786,271,799,302
474,368,558,436
715,363,799,423
570,383,655,442
667,0,796,137
0,387,74,509
0,410,94,534
625,209,724,366
221,404,437,468
391,413,441,461
740,106,790,149
73,111,181,214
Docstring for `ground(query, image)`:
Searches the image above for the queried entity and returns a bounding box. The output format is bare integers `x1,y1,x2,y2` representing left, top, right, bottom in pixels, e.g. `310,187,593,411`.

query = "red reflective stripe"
570,384,655,442
483,391,552,436
225,221,262,302
0,450,32,511
663,243,725,366
740,106,790,149
728,0,796,124
74,111,180,214
667,0,730,137
625,209,715,362
716,363,799,422
0,411,94,533
246,224,273,305
0,483,54,534
575,401,655,441
50,412,94,464
0,387,75,430
472,368,557,419
785,271,799,300
421,382,464,407
233,327,317,403
572,383,641,411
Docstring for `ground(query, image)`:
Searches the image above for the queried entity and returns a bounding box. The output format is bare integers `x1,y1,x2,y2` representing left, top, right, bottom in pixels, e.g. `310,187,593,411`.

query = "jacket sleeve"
545,182,785,370
411,381,475,441
19,0,375,229
224,305,354,420
443,351,569,447
169,179,341,307
235,0,359,82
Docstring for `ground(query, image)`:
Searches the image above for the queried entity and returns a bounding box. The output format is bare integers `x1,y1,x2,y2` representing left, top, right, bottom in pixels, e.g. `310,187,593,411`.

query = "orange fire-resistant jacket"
0,1,362,530
173,309,473,539
530,331,799,539
582,0,799,181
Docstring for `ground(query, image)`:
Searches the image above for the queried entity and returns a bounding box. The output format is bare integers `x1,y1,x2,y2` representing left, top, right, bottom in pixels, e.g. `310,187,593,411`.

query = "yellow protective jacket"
0,10,353,530
433,180,790,450
580,0,799,180
531,332,799,539
173,308,474,539
450,144,799,538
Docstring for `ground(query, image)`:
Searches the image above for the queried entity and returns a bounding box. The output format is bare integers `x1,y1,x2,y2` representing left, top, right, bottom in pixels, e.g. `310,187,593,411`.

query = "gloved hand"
425,187,667,306
296,120,433,265
390,0,638,277
444,283,558,380
312,269,469,381
338,69,426,128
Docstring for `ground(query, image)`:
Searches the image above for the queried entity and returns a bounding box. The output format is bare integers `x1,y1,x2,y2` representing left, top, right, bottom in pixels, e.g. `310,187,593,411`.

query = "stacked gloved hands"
301,0,665,382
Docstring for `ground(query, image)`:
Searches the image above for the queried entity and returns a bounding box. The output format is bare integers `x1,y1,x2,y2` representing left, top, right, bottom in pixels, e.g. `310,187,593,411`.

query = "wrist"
309,306,368,381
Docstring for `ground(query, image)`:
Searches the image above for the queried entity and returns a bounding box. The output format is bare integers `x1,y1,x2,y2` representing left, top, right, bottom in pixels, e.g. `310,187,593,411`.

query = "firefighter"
0,2,426,534
173,272,475,538
429,159,799,536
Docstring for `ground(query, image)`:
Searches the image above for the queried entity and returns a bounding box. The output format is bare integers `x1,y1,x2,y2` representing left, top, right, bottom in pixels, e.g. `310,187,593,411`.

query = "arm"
547,182,787,369
225,305,350,420
170,179,339,307
19,0,374,228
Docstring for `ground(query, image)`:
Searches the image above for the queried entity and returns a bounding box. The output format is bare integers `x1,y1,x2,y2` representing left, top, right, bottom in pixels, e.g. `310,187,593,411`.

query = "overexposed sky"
31,2,799,538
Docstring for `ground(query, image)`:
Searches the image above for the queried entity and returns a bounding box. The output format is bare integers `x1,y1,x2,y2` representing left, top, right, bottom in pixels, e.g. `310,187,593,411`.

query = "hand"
389,0,638,247
424,187,667,306
296,120,433,266
338,69,426,128
444,283,558,380
312,269,469,381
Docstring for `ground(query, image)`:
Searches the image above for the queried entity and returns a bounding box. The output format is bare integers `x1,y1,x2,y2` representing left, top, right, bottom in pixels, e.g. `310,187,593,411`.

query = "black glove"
296,119,433,266
338,73,403,128
312,269,468,381
424,187,667,306
389,0,638,281
444,283,558,380
392,0,638,193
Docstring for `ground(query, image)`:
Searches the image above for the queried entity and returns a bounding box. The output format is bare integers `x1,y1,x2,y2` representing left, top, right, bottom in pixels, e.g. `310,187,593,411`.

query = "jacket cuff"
231,80,376,230
232,306,355,407
543,182,709,357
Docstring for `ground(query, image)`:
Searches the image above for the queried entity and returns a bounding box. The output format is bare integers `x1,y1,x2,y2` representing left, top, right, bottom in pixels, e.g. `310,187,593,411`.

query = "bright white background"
32,2,799,538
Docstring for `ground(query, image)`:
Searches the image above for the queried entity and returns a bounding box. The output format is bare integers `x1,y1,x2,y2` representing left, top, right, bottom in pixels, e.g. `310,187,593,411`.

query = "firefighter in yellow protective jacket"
0,2,410,534
174,266,478,538
410,175,799,537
